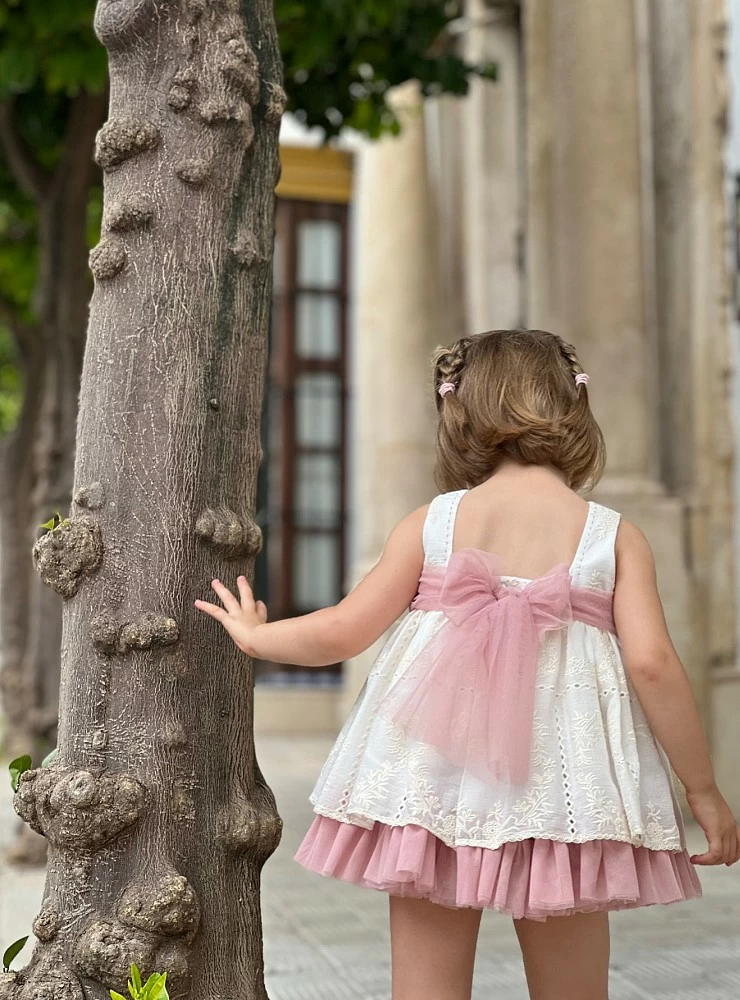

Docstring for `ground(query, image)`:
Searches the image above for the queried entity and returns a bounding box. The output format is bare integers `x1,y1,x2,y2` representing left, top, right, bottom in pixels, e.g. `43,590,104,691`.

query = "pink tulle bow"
377,550,575,786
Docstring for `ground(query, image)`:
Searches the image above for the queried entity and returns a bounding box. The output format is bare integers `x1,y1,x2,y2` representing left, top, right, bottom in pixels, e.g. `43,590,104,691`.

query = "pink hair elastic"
438,382,456,398
575,373,590,387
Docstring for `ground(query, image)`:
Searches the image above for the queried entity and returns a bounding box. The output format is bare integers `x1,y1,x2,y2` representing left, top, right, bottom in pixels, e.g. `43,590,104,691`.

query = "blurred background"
1,2,739,995
255,0,740,831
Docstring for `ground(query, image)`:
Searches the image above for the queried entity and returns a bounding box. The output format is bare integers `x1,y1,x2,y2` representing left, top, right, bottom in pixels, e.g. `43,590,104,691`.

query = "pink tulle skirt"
294,815,702,920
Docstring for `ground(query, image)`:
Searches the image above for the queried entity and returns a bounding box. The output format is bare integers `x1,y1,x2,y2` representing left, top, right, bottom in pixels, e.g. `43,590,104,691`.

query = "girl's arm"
195,504,428,666
613,519,740,866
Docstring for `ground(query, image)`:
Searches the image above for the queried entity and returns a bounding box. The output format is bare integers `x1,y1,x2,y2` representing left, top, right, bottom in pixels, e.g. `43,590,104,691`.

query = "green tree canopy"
0,0,494,430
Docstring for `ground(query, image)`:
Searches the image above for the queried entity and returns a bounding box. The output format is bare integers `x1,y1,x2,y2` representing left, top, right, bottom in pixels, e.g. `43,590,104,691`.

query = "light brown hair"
433,329,605,492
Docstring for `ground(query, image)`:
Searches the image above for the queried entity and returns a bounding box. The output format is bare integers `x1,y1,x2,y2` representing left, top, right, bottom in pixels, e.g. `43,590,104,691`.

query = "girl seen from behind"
196,329,739,1000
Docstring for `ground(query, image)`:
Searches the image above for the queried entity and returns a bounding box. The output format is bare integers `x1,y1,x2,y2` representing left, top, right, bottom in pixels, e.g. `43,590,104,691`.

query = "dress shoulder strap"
570,501,622,592
422,490,467,567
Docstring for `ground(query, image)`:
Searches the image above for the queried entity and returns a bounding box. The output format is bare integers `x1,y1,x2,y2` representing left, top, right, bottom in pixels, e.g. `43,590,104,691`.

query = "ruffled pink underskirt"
294,815,702,920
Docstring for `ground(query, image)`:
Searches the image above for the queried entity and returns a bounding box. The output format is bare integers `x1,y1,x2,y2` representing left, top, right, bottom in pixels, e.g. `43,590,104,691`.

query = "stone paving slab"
1,735,738,999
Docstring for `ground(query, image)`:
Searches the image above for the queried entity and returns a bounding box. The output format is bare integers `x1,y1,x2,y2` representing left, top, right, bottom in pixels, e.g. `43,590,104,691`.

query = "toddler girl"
196,329,739,1000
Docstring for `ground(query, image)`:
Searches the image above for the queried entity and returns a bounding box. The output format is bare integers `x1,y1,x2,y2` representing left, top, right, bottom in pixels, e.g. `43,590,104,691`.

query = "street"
1,736,738,999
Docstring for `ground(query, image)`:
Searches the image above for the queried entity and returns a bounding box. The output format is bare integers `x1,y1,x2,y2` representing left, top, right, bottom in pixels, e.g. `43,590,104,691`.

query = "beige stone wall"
340,82,441,719
523,0,737,806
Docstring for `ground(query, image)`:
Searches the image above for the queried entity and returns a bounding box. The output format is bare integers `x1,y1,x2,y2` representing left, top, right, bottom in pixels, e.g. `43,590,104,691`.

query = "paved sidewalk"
2,736,739,999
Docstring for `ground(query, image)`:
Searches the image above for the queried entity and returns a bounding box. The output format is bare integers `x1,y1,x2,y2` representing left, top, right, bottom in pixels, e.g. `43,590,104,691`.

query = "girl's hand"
687,786,740,866
194,576,268,656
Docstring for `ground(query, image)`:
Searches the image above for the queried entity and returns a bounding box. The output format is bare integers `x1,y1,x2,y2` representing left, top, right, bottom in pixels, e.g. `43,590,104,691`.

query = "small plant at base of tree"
3,937,28,973
110,964,169,1000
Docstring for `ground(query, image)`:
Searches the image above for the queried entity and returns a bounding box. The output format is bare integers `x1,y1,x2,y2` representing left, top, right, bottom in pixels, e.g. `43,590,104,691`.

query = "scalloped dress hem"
294,814,702,921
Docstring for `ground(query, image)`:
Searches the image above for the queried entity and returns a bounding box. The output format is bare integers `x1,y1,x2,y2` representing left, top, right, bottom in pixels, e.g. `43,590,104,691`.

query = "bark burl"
7,0,284,997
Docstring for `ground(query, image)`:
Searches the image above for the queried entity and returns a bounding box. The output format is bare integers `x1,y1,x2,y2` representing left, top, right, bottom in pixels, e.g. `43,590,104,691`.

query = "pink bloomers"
295,814,702,921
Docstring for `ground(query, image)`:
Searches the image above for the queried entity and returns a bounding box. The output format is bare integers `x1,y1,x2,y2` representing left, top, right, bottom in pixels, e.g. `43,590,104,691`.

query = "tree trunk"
0,322,52,867
0,324,44,762
0,90,106,777
4,1,285,997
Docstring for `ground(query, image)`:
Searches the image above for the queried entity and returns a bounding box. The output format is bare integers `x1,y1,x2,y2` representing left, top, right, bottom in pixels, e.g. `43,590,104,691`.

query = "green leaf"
141,973,160,995
3,935,28,972
130,964,142,993
39,511,61,531
148,974,168,999
9,755,32,792
109,993,127,1000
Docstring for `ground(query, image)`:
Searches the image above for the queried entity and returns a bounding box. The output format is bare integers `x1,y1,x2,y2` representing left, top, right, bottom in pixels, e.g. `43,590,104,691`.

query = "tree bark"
0,318,44,762
0,90,107,783
4,0,285,997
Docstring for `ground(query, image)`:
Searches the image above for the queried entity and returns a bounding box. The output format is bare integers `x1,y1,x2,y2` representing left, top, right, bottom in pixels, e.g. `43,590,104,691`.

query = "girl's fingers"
728,828,740,866
721,832,731,865
194,599,227,622
692,833,724,865
237,575,255,610
256,600,268,623
210,578,240,614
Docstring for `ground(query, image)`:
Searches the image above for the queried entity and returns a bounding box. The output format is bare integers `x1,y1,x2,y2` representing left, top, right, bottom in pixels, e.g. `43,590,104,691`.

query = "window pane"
296,293,341,359
295,373,341,447
297,219,341,288
293,533,340,609
295,453,341,528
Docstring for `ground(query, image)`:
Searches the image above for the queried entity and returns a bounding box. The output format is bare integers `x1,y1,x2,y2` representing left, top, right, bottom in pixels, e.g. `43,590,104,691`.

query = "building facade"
256,0,740,814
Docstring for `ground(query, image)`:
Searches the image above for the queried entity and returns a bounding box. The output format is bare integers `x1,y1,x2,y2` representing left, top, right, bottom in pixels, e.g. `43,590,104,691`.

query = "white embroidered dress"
306,490,686,855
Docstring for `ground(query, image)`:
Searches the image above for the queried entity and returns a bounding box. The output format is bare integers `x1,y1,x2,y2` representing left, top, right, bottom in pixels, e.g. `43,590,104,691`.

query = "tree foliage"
278,0,493,137
0,0,493,427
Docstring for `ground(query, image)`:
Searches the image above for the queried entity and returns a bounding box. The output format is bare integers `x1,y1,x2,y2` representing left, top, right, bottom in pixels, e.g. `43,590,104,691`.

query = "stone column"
526,0,660,488
461,0,524,331
694,0,740,813
524,0,703,713
341,83,442,718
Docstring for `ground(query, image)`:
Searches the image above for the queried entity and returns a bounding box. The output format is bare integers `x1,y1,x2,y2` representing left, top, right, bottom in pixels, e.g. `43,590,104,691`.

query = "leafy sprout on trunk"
110,964,169,1000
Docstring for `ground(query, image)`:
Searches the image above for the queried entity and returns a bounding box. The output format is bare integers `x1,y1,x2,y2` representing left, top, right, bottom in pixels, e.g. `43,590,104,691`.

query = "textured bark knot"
264,82,287,126
168,67,196,111
14,767,147,849
33,902,62,942
193,22,259,139
174,156,212,187
90,613,180,656
94,0,156,50
198,97,241,125
89,237,127,280
219,34,260,105
32,516,103,599
218,789,283,857
229,231,269,269
195,507,262,558
119,873,200,937
104,199,154,232
72,481,105,510
95,116,159,170
74,920,189,997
